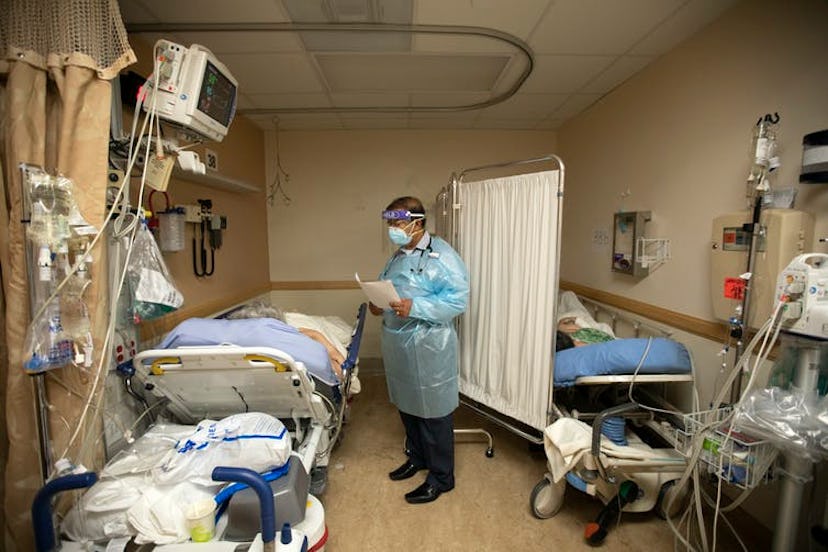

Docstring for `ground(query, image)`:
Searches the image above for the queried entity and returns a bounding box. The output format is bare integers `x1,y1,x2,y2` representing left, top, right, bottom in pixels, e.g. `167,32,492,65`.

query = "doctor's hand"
368,302,384,316
389,299,412,318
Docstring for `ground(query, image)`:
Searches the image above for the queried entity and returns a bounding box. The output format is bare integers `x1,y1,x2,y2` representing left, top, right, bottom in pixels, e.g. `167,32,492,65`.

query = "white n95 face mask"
388,227,410,246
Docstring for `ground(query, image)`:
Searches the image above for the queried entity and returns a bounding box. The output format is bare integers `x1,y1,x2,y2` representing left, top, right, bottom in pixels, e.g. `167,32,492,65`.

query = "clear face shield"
382,210,425,248
382,210,425,224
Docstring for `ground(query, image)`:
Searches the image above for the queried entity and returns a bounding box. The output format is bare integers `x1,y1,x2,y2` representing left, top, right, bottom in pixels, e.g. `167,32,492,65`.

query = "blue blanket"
554,337,691,387
157,317,339,386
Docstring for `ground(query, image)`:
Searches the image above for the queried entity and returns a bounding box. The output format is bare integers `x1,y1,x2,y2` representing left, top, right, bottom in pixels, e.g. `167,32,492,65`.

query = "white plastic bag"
103,424,194,477
127,223,183,322
128,481,215,545
153,413,292,486
61,475,146,542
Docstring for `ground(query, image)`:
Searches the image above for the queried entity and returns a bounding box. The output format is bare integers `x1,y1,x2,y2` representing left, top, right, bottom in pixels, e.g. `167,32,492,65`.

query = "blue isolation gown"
379,232,469,418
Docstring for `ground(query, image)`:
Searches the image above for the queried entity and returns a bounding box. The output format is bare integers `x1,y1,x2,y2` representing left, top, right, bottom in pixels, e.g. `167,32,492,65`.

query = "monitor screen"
197,60,236,127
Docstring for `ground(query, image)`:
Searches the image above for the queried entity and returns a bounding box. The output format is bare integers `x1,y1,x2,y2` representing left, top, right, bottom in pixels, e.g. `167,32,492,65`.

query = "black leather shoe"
404,481,452,504
388,461,424,481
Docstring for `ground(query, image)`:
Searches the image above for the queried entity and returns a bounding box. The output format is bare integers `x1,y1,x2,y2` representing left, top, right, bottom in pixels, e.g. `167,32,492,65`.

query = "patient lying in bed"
158,316,341,387
553,291,692,386
555,291,615,351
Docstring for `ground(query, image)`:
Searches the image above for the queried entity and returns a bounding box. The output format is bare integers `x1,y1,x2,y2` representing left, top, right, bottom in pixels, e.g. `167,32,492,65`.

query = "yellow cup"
185,499,216,542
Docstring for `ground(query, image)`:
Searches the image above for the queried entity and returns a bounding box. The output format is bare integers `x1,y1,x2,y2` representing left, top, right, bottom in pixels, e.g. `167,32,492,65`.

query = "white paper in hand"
355,273,400,309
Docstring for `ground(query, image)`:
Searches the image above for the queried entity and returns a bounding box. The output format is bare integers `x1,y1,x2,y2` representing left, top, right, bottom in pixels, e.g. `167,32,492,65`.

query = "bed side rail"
342,303,367,373
339,302,366,400
577,295,672,339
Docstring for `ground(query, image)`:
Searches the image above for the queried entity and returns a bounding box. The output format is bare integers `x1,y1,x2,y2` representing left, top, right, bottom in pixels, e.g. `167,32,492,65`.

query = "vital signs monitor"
141,40,238,143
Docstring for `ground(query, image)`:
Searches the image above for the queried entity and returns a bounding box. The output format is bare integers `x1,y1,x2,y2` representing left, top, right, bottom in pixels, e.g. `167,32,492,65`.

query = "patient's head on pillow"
226,300,285,322
557,316,582,334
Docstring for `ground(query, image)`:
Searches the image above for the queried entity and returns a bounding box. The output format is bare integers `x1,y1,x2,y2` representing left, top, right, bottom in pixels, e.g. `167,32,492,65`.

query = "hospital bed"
438,156,696,543
133,302,367,491
44,303,366,549
530,293,695,542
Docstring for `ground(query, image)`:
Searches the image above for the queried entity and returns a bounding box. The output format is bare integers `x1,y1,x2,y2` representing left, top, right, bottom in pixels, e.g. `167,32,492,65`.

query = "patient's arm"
298,328,345,380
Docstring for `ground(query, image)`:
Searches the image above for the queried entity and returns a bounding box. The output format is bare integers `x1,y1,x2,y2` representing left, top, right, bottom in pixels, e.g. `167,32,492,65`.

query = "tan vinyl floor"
321,367,771,552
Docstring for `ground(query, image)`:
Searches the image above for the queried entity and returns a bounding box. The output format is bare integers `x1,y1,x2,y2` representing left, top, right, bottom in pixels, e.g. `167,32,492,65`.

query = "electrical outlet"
179,204,203,223
592,228,610,246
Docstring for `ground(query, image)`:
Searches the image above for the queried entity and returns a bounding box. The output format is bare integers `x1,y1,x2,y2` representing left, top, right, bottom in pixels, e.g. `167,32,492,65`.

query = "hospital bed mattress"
554,337,692,387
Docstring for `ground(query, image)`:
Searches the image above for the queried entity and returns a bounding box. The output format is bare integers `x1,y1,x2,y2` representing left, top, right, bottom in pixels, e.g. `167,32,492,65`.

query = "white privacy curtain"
457,171,560,431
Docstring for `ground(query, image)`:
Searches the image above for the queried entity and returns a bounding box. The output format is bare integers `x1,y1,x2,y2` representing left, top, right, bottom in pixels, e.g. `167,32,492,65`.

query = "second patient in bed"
556,316,614,351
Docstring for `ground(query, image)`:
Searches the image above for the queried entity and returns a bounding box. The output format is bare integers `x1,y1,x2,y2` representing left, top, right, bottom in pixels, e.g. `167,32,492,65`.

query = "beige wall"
265,129,557,355
558,0,828,314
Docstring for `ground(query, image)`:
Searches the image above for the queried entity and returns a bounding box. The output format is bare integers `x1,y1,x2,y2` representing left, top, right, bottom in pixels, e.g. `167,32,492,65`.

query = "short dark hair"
385,196,426,227
555,331,575,352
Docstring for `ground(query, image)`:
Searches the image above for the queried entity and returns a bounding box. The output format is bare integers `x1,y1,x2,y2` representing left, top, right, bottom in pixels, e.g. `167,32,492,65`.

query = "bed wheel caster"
655,480,690,520
485,447,494,458
530,475,565,519
584,480,639,545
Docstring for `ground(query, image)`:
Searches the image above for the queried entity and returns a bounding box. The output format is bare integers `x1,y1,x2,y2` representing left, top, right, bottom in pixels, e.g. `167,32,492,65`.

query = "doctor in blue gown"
370,196,469,504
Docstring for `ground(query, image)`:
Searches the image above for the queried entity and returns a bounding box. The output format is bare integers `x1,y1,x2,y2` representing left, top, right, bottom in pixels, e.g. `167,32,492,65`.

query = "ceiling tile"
529,0,685,55
535,118,564,129
125,0,289,23
478,93,568,120
491,55,532,96
409,92,491,108
474,119,539,129
410,110,479,121
551,93,603,119
581,55,654,94
342,118,409,129
415,0,552,41
246,93,332,109
168,31,304,54
237,93,257,110
337,111,407,119
282,0,413,24
219,53,325,94
520,55,616,93
409,117,475,129
316,54,509,92
330,93,410,108
278,117,344,130
244,114,278,130
412,34,519,55
629,0,738,55
298,30,412,52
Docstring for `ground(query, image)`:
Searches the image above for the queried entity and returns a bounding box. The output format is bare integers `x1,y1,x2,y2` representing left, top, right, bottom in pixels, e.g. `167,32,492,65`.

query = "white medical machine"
766,253,827,552
140,40,238,143
776,253,828,339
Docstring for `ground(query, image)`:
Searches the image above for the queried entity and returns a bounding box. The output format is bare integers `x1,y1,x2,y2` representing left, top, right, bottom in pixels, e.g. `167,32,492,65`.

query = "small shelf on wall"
172,167,261,194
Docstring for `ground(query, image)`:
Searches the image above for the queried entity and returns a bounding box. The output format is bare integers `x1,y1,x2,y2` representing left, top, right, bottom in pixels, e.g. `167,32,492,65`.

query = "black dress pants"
399,410,454,490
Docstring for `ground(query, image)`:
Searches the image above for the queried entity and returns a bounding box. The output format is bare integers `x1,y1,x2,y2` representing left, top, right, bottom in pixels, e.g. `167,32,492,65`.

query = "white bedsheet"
557,291,615,338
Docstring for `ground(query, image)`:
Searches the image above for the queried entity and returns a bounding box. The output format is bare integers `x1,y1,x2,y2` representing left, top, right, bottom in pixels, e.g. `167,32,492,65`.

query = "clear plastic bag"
22,169,97,373
127,223,183,323
733,387,828,462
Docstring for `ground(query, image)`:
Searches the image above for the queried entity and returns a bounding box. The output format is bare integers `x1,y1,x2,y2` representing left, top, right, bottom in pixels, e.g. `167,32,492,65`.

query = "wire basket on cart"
674,408,778,490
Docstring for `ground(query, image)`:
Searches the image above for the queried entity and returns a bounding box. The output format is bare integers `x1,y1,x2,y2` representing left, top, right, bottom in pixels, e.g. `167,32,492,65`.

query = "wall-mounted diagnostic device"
711,209,814,328
612,211,651,278
141,40,238,143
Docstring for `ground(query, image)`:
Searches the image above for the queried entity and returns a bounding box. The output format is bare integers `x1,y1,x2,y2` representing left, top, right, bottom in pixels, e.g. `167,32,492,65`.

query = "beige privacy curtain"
0,2,135,549
457,171,560,431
